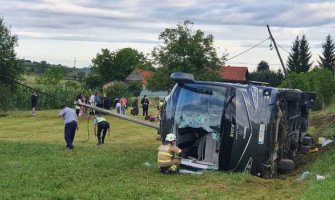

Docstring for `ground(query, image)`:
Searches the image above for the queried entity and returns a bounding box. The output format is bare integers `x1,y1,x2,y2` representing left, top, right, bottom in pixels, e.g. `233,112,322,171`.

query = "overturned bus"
159,72,316,178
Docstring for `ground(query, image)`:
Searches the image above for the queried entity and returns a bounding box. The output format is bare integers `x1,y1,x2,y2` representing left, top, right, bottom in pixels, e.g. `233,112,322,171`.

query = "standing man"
93,113,110,145
103,95,111,110
131,96,139,116
141,95,149,117
31,91,38,116
95,92,102,108
89,93,96,106
89,92,96,115
115,101,121,114
120,96,127,115
75,93,83,117
58,105,78,150
157,133,182,174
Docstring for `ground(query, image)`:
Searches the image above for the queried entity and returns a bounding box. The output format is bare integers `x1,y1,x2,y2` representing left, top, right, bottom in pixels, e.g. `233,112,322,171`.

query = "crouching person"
157,133,182,174
93,113,110,145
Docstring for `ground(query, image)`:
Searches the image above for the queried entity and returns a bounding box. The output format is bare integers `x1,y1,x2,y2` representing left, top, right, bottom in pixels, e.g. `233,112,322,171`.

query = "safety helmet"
165,133,177,142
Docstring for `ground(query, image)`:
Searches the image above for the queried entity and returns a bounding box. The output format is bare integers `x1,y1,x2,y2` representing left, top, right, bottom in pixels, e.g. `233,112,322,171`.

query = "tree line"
1,17,335,111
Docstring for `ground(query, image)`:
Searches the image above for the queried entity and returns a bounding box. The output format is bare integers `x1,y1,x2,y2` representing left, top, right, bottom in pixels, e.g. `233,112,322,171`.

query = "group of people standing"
114,96,128,114
114,95,150,117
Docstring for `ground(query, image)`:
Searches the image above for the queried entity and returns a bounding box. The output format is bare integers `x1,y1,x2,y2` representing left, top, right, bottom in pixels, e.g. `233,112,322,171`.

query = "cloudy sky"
2,0,335,71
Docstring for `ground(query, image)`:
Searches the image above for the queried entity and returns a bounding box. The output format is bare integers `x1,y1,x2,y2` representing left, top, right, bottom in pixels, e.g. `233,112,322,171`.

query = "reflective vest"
157,143,181,166
159,101,164,109
96,117,107,123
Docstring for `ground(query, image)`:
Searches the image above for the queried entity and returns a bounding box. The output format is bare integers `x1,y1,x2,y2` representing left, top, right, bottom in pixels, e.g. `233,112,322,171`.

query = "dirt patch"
276,143,335,179
310,113,335,137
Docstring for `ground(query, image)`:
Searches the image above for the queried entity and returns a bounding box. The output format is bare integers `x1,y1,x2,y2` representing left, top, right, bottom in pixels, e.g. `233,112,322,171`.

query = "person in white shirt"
89,93,96,106
115,101,121,114
75,93,83,117
57,105,78,150
89,93,96,115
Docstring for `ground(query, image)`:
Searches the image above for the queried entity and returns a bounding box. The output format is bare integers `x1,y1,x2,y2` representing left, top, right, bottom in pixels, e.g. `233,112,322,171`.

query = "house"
219,66,249,82
125,69,154,88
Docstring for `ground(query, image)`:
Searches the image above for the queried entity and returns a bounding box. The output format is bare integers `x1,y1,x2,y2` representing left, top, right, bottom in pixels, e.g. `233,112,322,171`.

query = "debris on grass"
143,161,151,167
309,147,319,153
316,175,326,181
298,171,310,181
179,169,204,175
318,137,333,147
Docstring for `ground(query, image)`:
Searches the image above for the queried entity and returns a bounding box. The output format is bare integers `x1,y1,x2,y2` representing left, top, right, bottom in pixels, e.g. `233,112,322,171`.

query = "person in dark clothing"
31,91,38,116
141,95,149,117
131,96,139,116
103,96,111,110
93,113,110,145
57,105,78,150
95,92,102,108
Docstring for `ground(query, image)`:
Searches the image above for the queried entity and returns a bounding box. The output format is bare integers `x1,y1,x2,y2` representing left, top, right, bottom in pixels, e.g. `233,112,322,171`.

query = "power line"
226,62,283,66
277,43,290,54
0,73,72,104
226,37,270,61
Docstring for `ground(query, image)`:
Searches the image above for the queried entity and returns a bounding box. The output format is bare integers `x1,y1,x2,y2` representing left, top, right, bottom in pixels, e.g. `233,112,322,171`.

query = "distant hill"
20,59,90,81
79,67,91,74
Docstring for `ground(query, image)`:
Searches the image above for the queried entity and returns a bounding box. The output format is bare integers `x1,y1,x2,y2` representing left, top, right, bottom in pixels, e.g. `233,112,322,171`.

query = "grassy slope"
0,108,334,200
298,101,335,199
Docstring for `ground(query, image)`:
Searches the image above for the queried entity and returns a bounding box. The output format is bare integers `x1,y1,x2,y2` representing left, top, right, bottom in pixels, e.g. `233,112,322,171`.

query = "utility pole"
267,25,292,88
73,57,76,68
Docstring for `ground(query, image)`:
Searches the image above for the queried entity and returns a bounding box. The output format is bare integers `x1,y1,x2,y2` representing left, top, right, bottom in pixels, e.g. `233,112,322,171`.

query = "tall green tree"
299,35,313,72
287,36,300,72
318,34,335,72
0,18,23,88
91,48,114,84
249,61,283,87
149,20,226,90
0,18,23,112
257,60,270,72
90,48,153,85
113,48,154,81
287,35,313,73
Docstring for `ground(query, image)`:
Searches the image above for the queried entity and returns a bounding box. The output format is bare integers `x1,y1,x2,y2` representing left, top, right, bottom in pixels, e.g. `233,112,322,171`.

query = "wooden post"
267,25,292,88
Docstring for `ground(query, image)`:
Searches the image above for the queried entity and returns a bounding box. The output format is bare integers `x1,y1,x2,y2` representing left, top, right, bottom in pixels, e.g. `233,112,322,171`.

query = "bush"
127,81,142,96
280,68,335,110
104,81,130,100
6,82,85,110
0,85,12,112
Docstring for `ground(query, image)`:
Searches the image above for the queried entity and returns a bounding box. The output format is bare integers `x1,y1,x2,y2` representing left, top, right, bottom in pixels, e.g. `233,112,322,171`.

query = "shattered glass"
175,84,226,137
178,112,212,132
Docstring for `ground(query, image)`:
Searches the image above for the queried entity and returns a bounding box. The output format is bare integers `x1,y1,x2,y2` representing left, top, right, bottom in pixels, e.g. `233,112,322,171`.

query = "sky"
2,0,335,71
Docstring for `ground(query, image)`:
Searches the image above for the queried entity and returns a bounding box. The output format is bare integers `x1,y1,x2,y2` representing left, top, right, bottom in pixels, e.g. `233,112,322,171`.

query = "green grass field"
1,108,335,200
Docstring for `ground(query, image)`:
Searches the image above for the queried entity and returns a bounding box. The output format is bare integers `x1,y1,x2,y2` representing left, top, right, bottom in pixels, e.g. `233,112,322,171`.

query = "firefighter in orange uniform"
157,133,182,174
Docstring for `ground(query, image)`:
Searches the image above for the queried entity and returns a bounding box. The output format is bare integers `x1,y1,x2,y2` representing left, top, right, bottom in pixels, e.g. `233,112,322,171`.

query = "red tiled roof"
219,66,249,82
125,69,154,86
126,69,154,81
138,69,153,80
